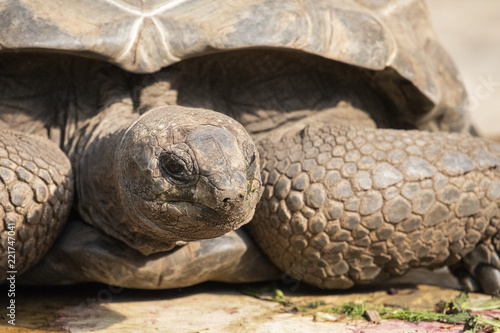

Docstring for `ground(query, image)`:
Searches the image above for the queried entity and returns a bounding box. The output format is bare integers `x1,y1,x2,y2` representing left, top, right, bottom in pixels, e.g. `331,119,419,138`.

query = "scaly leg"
250,120,500,293
0,131,73,280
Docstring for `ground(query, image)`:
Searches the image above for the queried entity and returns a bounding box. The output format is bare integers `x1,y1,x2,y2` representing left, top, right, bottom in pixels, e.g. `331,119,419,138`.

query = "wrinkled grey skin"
1,0,500,295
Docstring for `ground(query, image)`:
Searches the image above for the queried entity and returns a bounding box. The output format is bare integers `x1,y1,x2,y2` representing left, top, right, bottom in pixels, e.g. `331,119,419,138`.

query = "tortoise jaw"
129,197,260,244
156,177,262,241
108,178,261,253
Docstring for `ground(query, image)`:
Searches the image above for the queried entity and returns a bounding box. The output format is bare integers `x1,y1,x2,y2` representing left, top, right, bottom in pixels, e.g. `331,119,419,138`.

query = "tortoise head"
116,106,262,247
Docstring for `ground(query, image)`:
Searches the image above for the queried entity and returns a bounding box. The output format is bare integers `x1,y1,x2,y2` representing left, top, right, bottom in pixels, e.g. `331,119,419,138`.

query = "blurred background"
427,0,500,141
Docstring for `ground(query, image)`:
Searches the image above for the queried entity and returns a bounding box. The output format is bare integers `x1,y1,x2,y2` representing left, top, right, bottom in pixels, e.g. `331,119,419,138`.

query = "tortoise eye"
248,152,256,166
164,160,184,175
160,153,191,182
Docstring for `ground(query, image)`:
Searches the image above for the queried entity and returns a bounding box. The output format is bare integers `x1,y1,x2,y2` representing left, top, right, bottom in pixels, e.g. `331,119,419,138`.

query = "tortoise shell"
0,0,468,132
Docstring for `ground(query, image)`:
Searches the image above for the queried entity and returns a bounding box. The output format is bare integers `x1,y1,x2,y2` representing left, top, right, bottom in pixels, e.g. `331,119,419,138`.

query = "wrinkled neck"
71,106,144,248
71,106,179,254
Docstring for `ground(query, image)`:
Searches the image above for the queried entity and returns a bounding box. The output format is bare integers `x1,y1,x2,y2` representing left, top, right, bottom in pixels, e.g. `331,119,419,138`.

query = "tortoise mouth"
143,198,258,241
122,175,262,244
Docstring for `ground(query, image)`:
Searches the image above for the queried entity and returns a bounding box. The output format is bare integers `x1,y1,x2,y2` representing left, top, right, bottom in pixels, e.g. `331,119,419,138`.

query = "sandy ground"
1,277,497,333
2,1,500,332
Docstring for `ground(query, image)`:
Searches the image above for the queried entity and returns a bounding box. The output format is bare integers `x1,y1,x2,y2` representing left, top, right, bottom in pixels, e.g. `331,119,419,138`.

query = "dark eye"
248,152,256,166
160,153,190,182
246,151,257,181
164,160,184,175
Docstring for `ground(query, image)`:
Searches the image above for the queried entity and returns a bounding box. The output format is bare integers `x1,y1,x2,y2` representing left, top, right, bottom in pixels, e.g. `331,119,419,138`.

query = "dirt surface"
2,1,500,332
1,281,498,332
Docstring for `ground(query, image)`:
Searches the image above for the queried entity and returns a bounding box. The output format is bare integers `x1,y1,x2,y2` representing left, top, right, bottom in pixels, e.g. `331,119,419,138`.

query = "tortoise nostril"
222,193,244,206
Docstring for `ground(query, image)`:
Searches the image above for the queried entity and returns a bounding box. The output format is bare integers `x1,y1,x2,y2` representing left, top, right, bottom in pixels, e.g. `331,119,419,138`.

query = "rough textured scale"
251,123,500,289
0,131,73,280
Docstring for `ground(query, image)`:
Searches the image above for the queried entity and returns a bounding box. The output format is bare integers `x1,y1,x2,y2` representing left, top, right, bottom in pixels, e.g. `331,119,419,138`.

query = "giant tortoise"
1,0,500,295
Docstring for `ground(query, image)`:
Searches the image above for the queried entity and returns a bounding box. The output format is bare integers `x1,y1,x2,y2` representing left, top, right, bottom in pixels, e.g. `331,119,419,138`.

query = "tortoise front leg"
0,131,73,280
250,121,500,294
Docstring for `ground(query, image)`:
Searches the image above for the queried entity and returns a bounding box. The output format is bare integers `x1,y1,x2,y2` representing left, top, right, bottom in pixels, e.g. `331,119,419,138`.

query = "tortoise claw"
451,243,500,295
452,267,481,293
476,265,500,297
